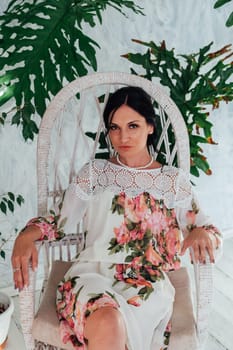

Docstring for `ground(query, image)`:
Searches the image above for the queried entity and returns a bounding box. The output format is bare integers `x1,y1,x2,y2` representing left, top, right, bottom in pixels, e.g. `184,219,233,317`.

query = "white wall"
0,0,232,288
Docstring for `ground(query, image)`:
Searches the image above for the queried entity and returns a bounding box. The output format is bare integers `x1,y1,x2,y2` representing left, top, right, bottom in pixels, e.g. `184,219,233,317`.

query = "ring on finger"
13,267,21,273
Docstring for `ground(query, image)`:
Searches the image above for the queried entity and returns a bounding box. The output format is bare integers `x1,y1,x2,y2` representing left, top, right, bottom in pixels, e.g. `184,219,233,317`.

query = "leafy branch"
0,192,24,214
0,0,143,140
0,192,24,259
122,39,233,177
0,229,18,260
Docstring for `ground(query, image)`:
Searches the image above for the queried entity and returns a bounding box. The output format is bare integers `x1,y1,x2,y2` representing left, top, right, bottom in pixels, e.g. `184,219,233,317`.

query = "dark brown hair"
103,86,159,151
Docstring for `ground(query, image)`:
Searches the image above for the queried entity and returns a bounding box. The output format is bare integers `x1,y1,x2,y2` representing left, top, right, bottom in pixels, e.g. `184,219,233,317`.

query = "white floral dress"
28,159,221,350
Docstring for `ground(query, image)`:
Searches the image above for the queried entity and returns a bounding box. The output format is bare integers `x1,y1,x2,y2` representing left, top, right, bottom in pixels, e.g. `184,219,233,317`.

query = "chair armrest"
192,259,214,348
18,233,82,350
18,262,39,350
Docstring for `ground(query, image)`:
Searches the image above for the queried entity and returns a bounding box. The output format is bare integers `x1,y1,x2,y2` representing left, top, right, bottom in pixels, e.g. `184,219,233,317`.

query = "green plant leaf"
16,195,24,206
213,0,233,27
7,200,14,212
122,39,233,176
0,0,143,140
0,250,6,259
214,0,232,8
226,11,233,26
7,192,15,201
0,192,24,259
0,202,7,214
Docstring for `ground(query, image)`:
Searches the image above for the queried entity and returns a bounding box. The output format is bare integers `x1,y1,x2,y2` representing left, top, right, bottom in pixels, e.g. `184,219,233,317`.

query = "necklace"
116,154,154,170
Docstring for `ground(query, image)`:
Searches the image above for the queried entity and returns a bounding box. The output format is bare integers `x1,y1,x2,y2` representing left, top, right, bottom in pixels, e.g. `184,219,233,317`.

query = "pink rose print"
109,192,181,301
127,295,142,307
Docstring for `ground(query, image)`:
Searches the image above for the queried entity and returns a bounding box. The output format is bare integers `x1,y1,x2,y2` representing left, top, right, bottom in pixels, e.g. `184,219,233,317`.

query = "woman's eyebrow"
110,119,142,127
128,119,141,123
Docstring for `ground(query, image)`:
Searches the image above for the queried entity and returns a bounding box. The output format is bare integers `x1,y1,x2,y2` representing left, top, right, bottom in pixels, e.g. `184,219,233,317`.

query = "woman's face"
108,104,153,159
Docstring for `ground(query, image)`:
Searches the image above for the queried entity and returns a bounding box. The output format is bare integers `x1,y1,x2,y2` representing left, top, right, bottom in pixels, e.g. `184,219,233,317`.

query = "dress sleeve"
24,163,91,241
175,169,222,255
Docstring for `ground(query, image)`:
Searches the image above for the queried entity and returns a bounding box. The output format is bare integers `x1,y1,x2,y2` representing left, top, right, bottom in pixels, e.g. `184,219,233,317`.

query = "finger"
11,254,21,270
198,242,207,264
205,241,215,263
21,256,30,287
31,247,38,271
180,239,190,255
13,267,24,290
12,256,22,289
192,242,201,263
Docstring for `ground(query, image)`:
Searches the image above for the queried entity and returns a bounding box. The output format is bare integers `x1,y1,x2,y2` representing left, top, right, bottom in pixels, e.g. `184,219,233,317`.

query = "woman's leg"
84,306,127,350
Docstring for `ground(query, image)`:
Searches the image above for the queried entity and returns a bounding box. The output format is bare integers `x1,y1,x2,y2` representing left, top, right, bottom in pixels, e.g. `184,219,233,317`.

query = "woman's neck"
116,153,154,169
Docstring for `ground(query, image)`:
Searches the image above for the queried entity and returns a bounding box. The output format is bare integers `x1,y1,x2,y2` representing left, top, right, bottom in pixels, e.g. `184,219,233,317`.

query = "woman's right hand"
11,226,41,290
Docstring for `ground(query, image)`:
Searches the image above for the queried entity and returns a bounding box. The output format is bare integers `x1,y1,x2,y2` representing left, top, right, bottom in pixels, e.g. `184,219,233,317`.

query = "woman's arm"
175,170,222,264
11,166,91,289
11,225,41,290
180,224,221,263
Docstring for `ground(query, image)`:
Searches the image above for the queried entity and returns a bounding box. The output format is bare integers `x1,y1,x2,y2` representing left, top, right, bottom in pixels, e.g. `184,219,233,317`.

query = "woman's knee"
84,306,126,340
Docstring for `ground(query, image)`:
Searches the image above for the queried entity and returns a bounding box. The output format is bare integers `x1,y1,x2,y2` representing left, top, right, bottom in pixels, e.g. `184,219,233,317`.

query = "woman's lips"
119,146,131,150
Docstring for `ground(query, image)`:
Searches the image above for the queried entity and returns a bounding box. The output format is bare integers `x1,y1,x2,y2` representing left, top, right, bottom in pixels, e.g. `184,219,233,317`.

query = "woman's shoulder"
160,165,192,203
160,164,189,178
76,159,108,175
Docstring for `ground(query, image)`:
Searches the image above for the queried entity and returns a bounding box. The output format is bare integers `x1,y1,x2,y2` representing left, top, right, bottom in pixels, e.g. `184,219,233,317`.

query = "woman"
12,86,221,350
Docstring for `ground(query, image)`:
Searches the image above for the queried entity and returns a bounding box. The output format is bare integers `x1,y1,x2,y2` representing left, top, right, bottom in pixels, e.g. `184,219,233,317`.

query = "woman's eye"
129,124,138,129
109,125,118,131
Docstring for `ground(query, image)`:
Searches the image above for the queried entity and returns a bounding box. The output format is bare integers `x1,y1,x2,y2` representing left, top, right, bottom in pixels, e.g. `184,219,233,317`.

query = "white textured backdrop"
0,0,232,288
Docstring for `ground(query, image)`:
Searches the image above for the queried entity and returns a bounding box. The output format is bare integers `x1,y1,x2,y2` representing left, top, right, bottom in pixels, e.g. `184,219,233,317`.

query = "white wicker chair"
18,72,213,350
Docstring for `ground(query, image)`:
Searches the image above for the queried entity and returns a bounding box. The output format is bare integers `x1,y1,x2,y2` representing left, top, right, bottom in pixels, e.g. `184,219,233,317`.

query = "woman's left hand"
180,227,215,264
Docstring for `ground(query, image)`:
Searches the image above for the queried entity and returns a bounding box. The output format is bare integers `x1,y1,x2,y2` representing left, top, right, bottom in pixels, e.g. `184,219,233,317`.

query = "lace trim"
72,160,192,209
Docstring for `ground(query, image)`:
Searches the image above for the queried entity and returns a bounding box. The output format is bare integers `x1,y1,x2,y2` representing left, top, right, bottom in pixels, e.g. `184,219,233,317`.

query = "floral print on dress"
24,209,66,241
57,276,120,350
21,182,222,350
108,192,181,301
161,320,172,350
186,199,222,242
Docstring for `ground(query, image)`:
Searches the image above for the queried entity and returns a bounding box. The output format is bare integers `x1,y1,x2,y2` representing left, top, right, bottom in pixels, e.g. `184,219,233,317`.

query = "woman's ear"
148,125,154,135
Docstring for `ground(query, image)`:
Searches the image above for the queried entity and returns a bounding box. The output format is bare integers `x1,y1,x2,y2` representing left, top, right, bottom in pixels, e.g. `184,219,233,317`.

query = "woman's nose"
119,129,130,143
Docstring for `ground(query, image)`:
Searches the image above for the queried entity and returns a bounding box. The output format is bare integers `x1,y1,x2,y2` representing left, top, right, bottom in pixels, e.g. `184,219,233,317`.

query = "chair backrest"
37,72,190,216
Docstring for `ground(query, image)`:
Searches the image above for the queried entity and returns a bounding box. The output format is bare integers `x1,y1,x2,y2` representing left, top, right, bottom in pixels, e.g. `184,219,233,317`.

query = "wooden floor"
3,237,233,350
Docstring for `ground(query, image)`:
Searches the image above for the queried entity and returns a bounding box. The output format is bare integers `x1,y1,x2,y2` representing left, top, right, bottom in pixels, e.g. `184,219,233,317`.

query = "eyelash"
109,124,139,131
129,124,138,129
